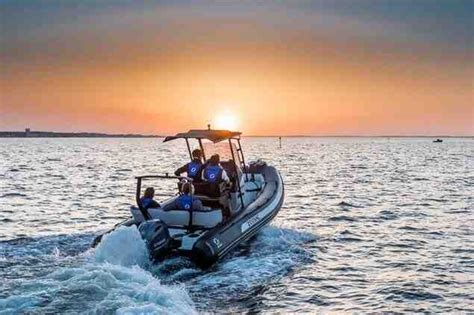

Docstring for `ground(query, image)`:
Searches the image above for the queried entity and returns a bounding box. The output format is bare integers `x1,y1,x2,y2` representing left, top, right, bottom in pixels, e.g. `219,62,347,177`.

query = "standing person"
140,187,160,209
174,149,205,182
202,154,231,219
202,154,230,184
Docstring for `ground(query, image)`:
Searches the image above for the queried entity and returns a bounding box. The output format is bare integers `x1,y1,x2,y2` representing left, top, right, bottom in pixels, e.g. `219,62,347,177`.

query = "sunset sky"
1,1,473,136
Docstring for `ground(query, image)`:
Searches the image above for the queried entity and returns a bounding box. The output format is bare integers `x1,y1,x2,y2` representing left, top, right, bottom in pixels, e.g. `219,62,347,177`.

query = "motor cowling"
138,219,172,260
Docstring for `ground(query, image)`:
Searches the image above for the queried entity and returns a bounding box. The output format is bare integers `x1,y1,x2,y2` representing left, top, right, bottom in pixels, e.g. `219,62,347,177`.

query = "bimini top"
163,129,242,143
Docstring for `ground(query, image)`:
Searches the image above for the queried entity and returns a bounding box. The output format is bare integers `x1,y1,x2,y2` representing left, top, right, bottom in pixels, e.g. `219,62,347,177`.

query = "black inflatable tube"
192,166,284,268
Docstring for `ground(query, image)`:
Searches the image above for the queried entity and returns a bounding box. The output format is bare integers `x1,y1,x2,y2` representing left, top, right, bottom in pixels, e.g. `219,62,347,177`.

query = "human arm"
174,163,188,176
221,169,230,183
149,199,160,208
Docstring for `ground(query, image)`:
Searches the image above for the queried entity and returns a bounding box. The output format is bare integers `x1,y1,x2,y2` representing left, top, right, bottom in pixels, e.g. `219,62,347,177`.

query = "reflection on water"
0,137,472,313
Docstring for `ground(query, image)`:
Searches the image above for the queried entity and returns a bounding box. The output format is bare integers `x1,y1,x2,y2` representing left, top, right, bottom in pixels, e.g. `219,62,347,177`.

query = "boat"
92,128,284,268
433,139,443,143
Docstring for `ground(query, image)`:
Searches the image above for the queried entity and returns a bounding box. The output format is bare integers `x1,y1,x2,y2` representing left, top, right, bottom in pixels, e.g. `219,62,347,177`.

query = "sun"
213,112,239,130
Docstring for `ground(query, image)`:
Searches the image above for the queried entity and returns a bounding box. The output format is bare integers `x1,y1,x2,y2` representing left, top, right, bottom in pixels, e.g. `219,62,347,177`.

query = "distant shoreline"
0,131,471,138
0,131,160,138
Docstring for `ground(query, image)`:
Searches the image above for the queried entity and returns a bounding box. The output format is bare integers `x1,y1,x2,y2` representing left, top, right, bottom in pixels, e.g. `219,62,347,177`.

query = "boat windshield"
202,141,241,164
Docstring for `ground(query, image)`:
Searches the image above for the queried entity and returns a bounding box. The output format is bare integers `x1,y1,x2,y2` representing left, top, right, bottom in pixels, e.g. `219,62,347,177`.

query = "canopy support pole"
198,139,206,161
229,139,245,209
185,138,192,160
236,138,249,182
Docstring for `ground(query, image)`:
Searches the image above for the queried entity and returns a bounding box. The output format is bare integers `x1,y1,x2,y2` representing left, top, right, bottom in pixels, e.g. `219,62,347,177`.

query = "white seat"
130,207,222,228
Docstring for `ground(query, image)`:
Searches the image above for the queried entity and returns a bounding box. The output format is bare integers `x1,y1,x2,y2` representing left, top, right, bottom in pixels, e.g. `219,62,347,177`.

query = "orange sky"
1,2,473,135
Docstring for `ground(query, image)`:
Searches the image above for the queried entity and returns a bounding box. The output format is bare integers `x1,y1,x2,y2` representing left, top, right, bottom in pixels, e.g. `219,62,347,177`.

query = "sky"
1,0,473,136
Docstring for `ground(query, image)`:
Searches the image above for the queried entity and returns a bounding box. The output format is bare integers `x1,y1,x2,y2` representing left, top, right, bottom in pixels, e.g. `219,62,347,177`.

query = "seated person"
202,154,230,184
140,187,160,209
174,182,203,210
174,149,205,182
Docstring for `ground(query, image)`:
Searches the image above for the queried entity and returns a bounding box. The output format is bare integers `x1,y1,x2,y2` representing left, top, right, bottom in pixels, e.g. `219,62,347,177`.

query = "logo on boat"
241,214,262,232
212,237,223,248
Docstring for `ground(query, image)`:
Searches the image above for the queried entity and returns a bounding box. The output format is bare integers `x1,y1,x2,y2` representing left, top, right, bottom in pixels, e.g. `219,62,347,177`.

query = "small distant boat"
433,139,443,143
92,128,284,268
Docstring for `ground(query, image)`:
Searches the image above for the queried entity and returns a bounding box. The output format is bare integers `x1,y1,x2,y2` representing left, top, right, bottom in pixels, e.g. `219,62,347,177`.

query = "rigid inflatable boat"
93,128,284,268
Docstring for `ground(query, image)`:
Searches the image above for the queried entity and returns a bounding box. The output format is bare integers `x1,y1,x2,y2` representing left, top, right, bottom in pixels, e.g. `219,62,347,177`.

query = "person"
174,149,205,182
140,187,160,209
202,154,232,219
174,182,203,210
202,154,230,184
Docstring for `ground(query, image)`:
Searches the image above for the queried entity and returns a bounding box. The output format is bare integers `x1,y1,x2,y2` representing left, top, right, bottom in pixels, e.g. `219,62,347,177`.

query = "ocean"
0,137,472,313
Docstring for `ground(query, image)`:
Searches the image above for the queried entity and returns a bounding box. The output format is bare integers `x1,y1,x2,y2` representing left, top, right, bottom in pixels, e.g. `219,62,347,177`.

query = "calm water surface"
0,137,473,313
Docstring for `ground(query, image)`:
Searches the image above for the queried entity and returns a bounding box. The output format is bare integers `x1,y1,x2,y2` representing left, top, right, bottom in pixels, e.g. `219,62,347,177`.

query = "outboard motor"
138,219,172,260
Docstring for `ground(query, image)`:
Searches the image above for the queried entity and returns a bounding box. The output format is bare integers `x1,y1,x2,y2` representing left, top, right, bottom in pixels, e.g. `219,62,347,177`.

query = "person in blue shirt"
174,149,205,182
140,187,160,209
174,182,203,210
202,154,230,184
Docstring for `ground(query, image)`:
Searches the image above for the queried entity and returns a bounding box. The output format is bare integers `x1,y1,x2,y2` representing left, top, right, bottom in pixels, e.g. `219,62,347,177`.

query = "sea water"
0,137,472,313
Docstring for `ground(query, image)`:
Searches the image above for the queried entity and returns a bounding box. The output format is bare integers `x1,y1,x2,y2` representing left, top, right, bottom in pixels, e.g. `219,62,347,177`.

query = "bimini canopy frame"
164,128,248,208
163,129,242,162
163,129,242,143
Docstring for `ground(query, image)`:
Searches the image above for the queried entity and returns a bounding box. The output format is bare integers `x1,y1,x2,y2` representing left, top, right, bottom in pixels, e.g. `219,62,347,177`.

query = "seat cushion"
130,207,222,228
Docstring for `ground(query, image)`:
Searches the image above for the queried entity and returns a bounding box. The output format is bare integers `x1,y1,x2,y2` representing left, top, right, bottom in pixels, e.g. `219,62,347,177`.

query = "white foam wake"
156,224,318,313
94,225,150,267
0,226,197,314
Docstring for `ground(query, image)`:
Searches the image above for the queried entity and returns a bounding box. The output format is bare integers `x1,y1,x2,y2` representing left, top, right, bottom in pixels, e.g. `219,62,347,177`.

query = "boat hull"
92,165,284,268
192,166,284,268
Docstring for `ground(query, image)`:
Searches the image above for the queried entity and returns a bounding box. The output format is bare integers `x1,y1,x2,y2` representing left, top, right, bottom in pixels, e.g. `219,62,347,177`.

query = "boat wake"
1,225,316,314
159,225,318,312
0,226,196,314
94,225,150,268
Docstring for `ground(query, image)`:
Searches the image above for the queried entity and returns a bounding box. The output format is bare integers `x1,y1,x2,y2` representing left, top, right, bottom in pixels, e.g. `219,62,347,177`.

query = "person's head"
144,187,155,199
209,154,220,165
182,182,195,195
192,149,202,160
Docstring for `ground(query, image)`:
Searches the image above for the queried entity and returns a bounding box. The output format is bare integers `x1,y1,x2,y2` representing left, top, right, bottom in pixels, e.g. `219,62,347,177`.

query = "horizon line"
0,129,472,138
